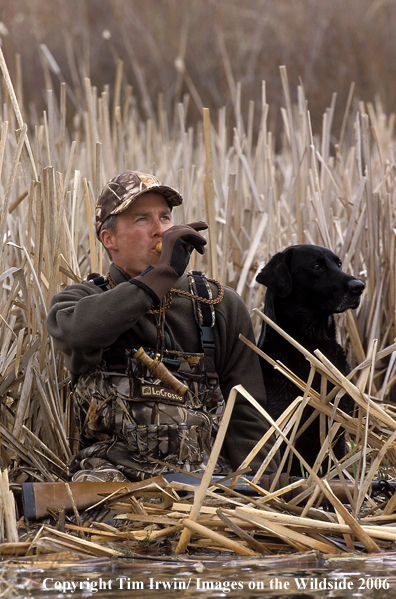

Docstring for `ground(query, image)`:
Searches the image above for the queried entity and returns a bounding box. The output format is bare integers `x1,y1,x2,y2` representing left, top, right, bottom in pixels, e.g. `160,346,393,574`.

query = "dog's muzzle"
345,278,365,309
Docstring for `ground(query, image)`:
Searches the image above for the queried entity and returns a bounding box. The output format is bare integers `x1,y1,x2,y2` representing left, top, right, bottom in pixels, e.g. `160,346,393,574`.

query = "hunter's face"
100,192,173,278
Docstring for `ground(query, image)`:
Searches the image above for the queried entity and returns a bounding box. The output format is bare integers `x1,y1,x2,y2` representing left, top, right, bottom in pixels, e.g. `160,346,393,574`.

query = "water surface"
2,552,395,598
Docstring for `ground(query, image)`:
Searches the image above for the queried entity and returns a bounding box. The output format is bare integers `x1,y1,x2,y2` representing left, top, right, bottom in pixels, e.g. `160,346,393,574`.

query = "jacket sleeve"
46,281,153,375
214,287,280,473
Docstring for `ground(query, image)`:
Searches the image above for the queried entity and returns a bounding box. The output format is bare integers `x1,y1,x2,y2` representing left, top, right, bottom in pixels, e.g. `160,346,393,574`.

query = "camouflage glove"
131,221,208,303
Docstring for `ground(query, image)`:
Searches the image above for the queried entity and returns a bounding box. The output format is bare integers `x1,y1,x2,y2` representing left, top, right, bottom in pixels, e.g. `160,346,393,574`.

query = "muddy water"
2,553,396,599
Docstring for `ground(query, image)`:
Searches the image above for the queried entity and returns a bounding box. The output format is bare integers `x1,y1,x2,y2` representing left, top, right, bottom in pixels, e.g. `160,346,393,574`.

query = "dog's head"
256,245,365,315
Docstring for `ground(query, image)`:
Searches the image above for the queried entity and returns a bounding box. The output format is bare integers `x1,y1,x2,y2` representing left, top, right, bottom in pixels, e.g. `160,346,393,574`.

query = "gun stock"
22,476,167,521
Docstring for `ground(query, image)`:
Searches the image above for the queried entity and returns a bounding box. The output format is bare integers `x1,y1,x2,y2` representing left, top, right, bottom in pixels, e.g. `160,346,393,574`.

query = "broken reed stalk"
83,177,97,274
202,107,218,279
233,506,396,543
0,470,18,543
175,383,237,553
220,172,236,283
216,509,271,554
236,508,339,554
0,47,37,179
0,124,28,255
182,519,258,556
236,212,268,297
279,65,302,243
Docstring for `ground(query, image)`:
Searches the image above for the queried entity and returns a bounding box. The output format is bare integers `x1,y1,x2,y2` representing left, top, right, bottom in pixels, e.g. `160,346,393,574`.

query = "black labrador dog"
256,244,365,476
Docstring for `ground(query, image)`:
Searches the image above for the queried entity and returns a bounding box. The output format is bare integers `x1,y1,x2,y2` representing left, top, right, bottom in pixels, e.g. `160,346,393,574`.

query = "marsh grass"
1,44,396,553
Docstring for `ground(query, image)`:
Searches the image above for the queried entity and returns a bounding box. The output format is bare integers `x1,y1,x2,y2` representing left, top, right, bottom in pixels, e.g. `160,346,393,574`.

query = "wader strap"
88,269,220,390
189,271,219,390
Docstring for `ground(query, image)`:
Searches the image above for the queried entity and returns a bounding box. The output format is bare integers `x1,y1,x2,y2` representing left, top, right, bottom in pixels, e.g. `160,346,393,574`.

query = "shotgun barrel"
21,473,396,521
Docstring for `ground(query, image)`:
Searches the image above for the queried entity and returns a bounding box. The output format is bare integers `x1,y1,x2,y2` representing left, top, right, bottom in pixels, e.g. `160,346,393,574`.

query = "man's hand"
160,222,207,277
130,222,208,302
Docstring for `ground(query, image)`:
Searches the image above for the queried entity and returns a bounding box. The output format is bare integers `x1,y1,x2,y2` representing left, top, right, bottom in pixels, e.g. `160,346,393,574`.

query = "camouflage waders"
69,272,231,482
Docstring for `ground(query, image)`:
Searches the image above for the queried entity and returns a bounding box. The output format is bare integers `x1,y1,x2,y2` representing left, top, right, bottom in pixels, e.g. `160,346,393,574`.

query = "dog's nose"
348,279,365,294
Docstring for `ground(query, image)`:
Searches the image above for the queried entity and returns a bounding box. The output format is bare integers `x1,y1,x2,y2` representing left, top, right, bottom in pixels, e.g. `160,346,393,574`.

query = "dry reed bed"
1,49,396,557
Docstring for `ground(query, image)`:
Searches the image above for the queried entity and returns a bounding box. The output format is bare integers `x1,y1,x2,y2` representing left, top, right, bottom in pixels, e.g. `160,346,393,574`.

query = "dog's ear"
256,249,293,297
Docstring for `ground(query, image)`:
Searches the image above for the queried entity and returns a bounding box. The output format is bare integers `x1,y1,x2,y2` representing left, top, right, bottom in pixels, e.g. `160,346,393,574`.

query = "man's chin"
150,251,161,264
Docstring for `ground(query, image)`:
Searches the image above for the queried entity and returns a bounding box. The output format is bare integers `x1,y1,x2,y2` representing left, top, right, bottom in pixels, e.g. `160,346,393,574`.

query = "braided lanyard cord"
106,272,224,315
105,270,223,387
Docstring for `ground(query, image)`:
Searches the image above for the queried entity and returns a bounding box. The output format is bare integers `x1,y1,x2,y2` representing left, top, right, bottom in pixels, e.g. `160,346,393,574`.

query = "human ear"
100,229,117,252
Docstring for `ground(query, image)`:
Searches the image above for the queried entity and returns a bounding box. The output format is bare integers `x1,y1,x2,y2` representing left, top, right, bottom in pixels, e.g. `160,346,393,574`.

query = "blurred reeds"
0,23,396,527
2,0,396,140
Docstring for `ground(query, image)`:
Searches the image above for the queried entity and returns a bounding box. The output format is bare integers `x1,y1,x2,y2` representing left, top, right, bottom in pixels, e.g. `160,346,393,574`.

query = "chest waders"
70,272,231,482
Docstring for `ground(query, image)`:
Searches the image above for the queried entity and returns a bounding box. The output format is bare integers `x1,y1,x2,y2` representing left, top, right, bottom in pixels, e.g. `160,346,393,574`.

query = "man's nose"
152,217,164,235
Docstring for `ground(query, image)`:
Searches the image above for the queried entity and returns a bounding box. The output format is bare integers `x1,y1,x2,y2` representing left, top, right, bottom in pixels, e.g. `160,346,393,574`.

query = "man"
47,171,279,482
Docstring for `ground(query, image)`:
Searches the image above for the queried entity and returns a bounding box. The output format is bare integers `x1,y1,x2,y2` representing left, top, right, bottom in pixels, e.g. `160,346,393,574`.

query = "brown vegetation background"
1,0,395,140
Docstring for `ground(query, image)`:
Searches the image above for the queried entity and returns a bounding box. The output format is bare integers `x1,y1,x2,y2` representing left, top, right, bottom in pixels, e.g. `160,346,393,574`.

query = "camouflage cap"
95,171,183,236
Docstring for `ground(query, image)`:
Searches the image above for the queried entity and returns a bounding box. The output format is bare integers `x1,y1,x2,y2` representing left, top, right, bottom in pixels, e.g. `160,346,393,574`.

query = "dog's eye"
338,260,342,269
312,263,321,271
